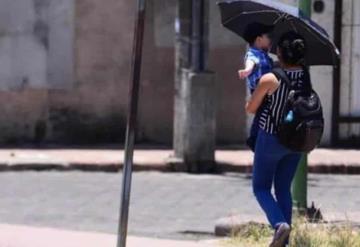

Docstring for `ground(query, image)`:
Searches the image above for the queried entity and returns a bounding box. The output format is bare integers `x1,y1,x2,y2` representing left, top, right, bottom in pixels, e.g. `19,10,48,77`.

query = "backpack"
272,67,324,153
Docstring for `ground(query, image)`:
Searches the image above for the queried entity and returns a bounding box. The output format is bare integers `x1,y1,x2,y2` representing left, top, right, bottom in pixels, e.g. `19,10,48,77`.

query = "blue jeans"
252,129,302,228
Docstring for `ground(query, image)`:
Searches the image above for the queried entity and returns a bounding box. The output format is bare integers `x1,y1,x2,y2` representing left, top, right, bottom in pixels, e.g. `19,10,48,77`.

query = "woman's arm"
245,73,278,114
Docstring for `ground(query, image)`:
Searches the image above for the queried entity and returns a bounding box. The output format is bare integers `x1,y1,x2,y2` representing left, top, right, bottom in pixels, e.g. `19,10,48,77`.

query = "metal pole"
291,0,311,212
331,0,343,146
292,155,308,210
117,1,146,247
299,0,311,15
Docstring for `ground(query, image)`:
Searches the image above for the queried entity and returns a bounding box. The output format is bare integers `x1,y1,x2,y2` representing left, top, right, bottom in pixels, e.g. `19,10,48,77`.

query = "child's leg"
246,110,260,151
246,88,258,151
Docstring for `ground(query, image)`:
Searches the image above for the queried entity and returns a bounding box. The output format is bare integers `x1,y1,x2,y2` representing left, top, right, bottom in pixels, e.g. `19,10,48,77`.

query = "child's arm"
238,59,255,79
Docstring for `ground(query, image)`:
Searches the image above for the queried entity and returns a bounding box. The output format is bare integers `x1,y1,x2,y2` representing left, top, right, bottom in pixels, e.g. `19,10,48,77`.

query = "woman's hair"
277,31,306,65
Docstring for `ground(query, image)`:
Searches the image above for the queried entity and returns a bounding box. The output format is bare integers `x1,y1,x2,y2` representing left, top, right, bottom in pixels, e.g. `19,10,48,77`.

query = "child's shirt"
244,47,273,92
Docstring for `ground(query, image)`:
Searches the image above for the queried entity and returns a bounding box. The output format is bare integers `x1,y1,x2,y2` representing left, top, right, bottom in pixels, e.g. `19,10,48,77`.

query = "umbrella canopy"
218,0,340,66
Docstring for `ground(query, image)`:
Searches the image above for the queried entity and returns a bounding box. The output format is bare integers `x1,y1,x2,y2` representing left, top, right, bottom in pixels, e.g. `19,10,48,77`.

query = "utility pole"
291,0,311,212
171,0,216,173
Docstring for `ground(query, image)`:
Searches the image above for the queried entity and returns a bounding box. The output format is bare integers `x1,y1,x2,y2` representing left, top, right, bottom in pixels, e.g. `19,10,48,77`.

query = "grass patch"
223,222,273,247
223,217,360,247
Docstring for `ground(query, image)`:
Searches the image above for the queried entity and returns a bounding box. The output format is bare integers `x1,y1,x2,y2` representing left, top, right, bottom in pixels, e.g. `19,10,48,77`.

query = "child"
238,22,274,151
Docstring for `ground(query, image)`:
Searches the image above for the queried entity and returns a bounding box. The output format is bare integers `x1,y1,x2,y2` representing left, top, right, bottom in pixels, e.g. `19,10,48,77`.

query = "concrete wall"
339,0,360,142
0,0,247,145
0,0,74,90
309,0,335,146
0,0,130,144
46,0,136,144
0,0,47,91
0,0,74,144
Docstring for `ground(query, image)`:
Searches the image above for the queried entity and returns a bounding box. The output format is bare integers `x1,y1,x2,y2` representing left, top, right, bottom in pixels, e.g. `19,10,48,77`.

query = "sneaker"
269,223,291,247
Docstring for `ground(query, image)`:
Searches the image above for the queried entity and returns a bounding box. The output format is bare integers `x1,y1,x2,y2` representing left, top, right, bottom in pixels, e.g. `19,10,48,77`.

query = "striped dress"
258,69,305,134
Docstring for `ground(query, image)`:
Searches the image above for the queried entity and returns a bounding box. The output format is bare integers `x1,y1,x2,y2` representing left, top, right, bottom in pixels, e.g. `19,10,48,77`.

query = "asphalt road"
0,172,359,240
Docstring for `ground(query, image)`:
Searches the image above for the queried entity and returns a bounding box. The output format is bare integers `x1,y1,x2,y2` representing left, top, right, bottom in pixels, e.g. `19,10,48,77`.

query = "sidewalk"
0,148,360,174
0,224,220,247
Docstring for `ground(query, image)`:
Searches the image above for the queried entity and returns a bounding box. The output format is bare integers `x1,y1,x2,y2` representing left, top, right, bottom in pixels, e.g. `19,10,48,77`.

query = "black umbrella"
217,0,340,66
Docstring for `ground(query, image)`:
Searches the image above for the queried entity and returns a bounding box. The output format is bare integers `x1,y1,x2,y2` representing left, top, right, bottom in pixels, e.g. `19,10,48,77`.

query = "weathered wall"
0,0,74,144
0,0,129,144
0,0,47,91
309,0,335,146
47,0,133,143
339,0,360,143
0,0,246,145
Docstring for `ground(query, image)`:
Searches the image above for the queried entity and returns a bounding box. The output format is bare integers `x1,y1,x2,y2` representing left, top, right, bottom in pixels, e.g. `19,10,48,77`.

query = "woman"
245,31,308,247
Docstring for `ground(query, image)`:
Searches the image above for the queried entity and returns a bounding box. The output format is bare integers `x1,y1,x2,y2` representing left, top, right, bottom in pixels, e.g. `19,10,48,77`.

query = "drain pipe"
191,0,205,72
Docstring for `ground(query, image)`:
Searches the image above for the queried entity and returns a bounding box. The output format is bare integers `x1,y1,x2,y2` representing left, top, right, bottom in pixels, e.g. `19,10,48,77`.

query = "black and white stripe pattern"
259,69,304,134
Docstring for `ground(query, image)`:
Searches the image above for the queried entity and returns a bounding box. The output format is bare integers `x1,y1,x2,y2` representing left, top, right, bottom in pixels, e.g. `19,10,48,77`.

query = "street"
1,172,359,240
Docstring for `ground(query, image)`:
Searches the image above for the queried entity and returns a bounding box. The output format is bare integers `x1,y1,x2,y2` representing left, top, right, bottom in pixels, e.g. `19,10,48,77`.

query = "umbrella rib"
274,12,288,25
283,16,331,47
297,20,328,46
289,20,298,33
222,10,280,26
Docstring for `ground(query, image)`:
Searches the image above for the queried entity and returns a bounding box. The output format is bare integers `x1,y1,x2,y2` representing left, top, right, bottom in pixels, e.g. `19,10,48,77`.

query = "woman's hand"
245,73,279,114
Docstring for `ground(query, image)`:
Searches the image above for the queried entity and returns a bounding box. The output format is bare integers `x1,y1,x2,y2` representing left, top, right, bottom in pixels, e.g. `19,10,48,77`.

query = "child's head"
243,22,274,51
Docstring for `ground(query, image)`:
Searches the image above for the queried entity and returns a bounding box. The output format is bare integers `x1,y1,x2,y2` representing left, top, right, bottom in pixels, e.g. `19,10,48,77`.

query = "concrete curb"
0,162,171,172
2,161,360,174
1,148,360,174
